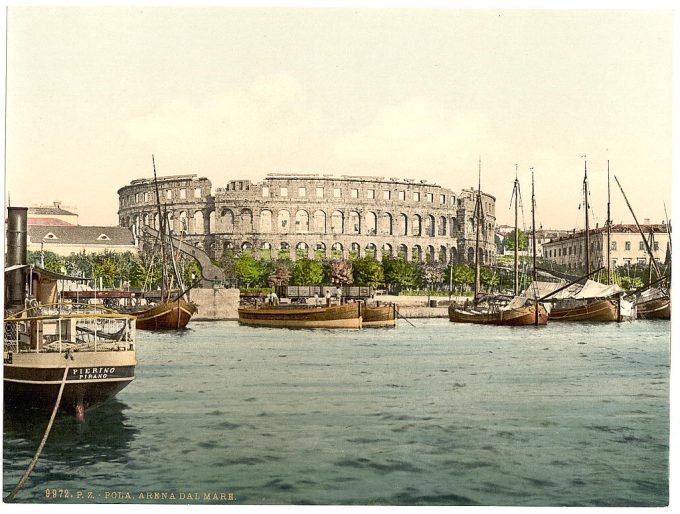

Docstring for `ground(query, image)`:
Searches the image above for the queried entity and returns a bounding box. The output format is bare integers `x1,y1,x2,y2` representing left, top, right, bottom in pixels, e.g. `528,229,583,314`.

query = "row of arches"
122,207,496,241
219,240,492,265
216,208,461,238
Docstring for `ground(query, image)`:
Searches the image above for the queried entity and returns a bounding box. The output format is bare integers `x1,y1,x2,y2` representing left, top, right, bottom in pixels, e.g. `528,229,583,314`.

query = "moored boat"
363,303,398,327
526,279,636,322
132,297,197,330
4,305,137,414
635,288,671,320
4,206,137,416
238,302,363,329
449,163,548,326
449,297,549,326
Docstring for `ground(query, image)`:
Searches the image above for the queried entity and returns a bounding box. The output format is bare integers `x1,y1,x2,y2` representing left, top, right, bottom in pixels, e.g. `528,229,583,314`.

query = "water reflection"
4,399,139,467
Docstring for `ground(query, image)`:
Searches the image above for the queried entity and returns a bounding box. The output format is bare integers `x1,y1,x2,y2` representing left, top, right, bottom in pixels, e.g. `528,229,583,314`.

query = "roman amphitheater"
118,173,497,265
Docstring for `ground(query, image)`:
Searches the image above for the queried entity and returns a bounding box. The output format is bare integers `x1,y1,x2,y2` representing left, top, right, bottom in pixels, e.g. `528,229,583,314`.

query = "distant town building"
24,201,137,256
542,223,670,271
27,225,138,256
28,201,78,226
118,173,498,265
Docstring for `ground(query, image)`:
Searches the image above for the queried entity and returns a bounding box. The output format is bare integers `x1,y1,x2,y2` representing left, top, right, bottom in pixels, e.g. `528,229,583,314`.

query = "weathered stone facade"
118,173,497,265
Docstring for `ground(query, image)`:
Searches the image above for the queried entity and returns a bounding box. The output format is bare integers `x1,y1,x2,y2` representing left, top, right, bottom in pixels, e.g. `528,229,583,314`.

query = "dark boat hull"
3,351,136,413
636,297,671,320
363,304,398,327
448,303,548,326
238,302,364,328
134,297,197,330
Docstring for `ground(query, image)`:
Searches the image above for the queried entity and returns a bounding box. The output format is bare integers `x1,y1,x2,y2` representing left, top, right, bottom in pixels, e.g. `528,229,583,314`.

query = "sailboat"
448,163,548,326
534,160,634,322
130,156,197,330
614,176,671,320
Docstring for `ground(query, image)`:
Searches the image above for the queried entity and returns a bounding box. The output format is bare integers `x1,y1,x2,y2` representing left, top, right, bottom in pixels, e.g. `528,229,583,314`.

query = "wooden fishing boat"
548,298,619,322
238,302,363,329
363,303,398,327
636,297,671,319
449,165,547,326
132,296,197,330
635,287,671,320
448,300,549,326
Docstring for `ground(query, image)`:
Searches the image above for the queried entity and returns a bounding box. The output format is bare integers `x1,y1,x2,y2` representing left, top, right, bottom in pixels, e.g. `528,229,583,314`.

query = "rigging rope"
5,366,70,502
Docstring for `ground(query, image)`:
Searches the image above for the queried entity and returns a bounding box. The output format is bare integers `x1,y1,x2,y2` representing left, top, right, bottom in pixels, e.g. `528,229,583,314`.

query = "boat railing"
4,306,136,355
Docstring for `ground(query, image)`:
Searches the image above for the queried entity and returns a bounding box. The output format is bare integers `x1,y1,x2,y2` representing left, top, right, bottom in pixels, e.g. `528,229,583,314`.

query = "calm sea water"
3,319,670,506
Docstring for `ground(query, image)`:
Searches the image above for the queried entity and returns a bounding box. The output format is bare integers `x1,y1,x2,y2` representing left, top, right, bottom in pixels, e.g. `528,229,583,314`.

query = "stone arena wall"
118,173,497,265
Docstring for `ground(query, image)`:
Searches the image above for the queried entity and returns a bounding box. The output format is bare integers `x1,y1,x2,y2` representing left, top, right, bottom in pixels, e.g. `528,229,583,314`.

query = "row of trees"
29,247,665,294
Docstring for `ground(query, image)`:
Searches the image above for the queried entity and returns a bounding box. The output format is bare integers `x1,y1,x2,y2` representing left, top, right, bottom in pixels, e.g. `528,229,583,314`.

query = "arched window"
331,211,344,235
426,245,435,262
350,242,361,259
439,246,448,263
313,210,326,234
412,245,423,262
295,210,310,233
398,244,408,259
365,243,377,259
296,241,309,260
193,211,204,234
349,211,361,234
426,215,435,237
240,209,253,233
381,213,393,235
277,210,290,234
260,210,273,233
439,216,447,236
467,247,475,264
331,242,343,259
366,212,377,235
412,214,422,236
220,208,234,233
382,243,393,258
399,214,408,236
260,242,272,260
179,211,188,234
315,242,326,260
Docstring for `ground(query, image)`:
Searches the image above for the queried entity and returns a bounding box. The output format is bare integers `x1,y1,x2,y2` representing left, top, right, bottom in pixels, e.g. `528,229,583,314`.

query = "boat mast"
512,164,520,296
531,168,537,283
583,158,590,275
474,158,482,302
531,167,539,325
613,175,663,280
152,155,168,302
607,160,612,285
663,201,672,257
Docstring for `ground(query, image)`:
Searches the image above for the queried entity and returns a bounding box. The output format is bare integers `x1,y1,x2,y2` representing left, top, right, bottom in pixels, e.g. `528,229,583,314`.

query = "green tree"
480,266,500,292
234,251,265,287
451,264,474,292
93,256,119,288
382,257,420,288
291,258,325,285
352,257,384,287
505,230,528,251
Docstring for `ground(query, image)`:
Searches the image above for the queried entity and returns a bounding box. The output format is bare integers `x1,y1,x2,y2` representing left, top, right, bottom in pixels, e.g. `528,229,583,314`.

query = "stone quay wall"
117,172,497,265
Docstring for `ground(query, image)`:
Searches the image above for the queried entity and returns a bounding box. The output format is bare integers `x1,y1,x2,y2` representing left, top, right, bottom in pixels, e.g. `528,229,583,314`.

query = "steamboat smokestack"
6,206,28,308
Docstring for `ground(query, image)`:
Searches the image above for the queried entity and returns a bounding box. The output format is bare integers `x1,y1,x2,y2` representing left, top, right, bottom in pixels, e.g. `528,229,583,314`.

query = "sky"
2,5,675,230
